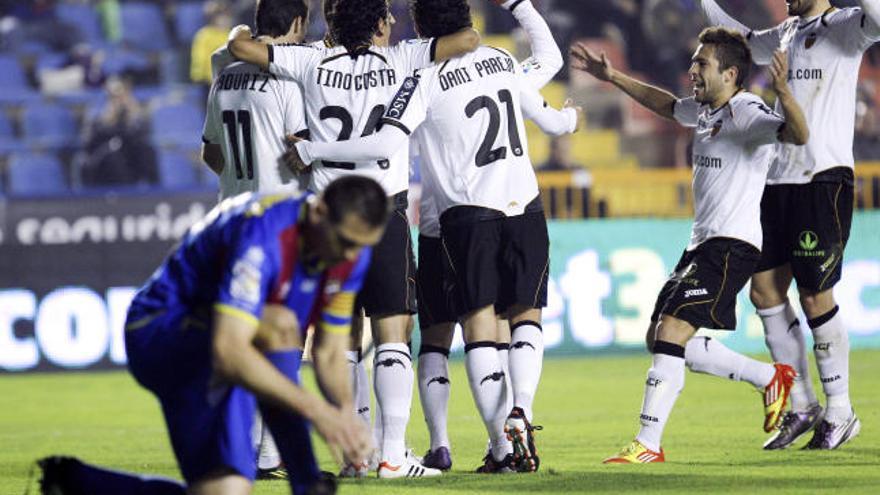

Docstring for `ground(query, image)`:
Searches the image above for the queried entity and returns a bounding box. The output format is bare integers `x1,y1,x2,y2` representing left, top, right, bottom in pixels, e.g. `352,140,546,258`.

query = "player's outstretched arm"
769,50,809,145
433,27,481,62
496,0,563,88
211,310,372,463
227,25,271,69
571,43,676,120
520,87,581,136
201,143,224,175
700,0,750,36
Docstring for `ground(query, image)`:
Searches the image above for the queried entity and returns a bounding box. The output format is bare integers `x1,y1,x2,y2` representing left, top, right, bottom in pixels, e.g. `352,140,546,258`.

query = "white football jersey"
203,59,308,199
749,7,880,183
268,39,437,195
674,92,784,250
385,46,557,219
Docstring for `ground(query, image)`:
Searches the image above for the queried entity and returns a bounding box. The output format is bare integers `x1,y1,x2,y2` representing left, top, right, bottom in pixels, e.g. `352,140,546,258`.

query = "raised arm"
769,50,808,145
498,0,563,88
433,27,481,62
571,43,676,120
700,0,750,36
859,0,880,38
700,1,780,64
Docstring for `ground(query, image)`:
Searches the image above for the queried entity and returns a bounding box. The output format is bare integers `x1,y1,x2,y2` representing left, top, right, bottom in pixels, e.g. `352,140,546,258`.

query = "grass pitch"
3,351,879,494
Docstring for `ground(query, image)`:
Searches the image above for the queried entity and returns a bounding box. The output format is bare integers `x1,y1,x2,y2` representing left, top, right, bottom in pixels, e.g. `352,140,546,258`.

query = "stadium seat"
7,153,68,195
0,112,25,154
175,2,207,44
56,3,105,46
22,102,78,148
158,149,200,188
151,102,205,147
101,48,152,76
0,55,30,90
120,2,171,52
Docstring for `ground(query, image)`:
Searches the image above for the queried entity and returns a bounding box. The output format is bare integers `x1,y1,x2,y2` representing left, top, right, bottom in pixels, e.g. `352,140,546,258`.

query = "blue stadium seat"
0,55,29,89
0,112,25,154
175,2,206,44
56,3,105,46
22,102,78,148
7,153,68,195
151,102,205,147
158,149,200,188
101,48,151,76
120,2,171,51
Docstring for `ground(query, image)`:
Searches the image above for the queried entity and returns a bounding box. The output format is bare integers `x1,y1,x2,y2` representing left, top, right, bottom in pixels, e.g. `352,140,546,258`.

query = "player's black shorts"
439,196,549,318
356,191,417,317
756,167,854,292
652,237,761,330
416,235,457,328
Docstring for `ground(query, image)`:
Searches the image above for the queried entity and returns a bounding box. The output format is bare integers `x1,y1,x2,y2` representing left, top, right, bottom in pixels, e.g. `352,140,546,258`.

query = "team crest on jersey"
711,120,723,137
805,32,818,49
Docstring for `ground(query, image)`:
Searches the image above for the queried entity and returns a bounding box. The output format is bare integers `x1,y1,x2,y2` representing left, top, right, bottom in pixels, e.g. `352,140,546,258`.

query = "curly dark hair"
254,0,309,38
409,0,472,39
329,0,388,54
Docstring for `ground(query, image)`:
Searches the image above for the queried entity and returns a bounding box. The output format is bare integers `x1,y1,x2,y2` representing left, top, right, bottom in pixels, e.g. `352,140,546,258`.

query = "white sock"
760,302,817,411
355,354,372,427
509,322,544,421
418,347,451,450
465,342,511,460
497,343,514,415
809,306,852,423
636,344,686,453
252,412,281,470
373,343,413,465
685,336,776,389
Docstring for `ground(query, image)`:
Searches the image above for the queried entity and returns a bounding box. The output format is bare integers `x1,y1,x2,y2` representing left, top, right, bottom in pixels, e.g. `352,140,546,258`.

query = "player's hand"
311,406,374,466
769,50,790,95
564,98,584,132
228,24,252,42
281,134,310,174
570,43,613,82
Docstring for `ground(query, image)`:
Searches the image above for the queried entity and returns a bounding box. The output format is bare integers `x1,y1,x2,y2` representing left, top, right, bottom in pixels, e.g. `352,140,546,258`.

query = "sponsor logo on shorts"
684,288,709,298
814,342,832,351
646,377,662,387
794,230,825,257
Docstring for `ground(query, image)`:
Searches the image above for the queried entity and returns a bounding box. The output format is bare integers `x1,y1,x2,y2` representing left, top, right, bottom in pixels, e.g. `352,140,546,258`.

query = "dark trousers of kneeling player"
41,307,324,495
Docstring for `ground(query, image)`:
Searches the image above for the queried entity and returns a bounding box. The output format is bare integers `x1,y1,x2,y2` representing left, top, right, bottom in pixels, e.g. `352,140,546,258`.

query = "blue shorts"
125,308,257,484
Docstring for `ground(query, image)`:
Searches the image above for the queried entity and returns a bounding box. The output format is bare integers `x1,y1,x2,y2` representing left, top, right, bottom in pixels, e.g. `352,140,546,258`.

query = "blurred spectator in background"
78,77,158,187
854,80,880,161
191,1,233,99
540,135,582,171
0,0,82,52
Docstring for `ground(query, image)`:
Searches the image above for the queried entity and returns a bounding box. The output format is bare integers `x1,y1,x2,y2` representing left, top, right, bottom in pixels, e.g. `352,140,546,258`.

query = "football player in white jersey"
571,27,809,463
412,0,565,472
698,0,875,450
228,0,480,478
202,0,310,201
288,0,580,473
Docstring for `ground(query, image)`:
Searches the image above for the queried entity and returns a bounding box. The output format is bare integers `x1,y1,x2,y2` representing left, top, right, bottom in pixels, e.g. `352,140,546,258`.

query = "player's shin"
509,320,544,421
685,336,776,389
761,302,818,411
636,341,686,453
418,345,452,450
261,350,321,495
808,305,852,422
374,342,414,465
38,456,187,495
465,341,512,460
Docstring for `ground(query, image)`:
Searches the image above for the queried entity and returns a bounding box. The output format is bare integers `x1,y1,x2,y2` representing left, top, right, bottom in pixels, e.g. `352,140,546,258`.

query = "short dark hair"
698,27,752,87
323,176,389,229
410,0,472,39
322,0,336,46
254,0,309,38
329,0,388,54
